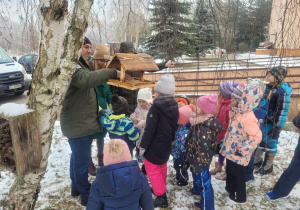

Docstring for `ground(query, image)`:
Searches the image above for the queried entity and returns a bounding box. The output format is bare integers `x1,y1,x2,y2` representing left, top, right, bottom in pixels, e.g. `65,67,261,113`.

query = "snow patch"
0,103,34,117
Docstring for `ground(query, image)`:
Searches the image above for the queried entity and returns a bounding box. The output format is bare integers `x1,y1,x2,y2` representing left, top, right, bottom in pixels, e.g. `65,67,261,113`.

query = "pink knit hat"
178,104,195,125
196,94,219,114
103,139,132,166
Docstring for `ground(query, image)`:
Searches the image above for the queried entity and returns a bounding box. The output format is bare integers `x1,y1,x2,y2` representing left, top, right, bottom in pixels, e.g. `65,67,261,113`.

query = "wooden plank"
140,71,144,82
8,111,42,177
108,79,156,90
120,66,125,82
107,53,159,71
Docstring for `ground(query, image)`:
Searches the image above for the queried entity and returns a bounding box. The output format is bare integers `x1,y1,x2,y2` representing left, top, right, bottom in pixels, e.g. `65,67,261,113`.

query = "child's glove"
140,148,146,159
98,109,107,117
105,109,114,115
267,125,281,139
135,120,146,130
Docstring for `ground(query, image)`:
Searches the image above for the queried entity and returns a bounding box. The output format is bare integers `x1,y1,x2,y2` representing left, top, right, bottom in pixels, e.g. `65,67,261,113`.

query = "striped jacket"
101,114,139,151
264,82,292,127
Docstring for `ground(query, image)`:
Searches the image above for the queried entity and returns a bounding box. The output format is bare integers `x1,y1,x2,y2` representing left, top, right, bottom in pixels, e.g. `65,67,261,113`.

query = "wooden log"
8,111,42,177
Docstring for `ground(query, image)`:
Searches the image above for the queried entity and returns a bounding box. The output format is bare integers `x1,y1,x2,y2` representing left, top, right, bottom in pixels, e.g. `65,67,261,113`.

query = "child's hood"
234,84,263,114
153,95,178,119
281,82,292,95
191,114,222,133
96,160,141,198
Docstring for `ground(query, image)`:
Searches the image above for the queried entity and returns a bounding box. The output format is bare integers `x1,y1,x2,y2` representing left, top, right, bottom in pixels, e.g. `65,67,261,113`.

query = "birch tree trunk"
4,0,93,209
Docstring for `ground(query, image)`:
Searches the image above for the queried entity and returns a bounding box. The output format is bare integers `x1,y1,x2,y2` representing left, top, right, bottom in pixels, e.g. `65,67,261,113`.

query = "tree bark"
4,0,93,209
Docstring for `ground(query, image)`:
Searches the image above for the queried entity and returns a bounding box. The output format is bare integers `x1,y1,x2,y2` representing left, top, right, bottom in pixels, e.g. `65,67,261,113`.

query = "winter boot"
97,154,104,167
255,152,275,175
88,161,96,176
215,168,226,180
154,193,168,208
254,148,264,168
210,161,223,175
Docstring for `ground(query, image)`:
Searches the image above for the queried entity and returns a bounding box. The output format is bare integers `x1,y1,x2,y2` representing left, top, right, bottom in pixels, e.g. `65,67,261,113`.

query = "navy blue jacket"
264,82,292,127
140,95,179,165
293,112,300,130
86,160,154,210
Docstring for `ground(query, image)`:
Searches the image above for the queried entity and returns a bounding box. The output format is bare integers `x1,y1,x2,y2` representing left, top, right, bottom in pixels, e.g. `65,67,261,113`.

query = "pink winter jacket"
220,84,263,166
216,99,232,144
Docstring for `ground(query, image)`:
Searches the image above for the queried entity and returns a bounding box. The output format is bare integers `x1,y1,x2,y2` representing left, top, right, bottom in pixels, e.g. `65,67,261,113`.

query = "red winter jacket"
216,99,232,144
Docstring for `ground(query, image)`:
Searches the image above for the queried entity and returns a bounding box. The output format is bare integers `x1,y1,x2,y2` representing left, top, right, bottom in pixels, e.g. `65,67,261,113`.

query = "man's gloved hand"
267,125,281,139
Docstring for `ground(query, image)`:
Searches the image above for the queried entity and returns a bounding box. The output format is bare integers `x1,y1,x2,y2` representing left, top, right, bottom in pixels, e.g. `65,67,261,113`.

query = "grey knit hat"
119,42,136,53
154,74,175,95
111,95,129,115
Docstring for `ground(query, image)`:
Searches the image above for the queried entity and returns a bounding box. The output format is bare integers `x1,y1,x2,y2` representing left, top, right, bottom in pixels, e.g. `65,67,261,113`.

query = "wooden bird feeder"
106,53,159,90
0,111,42,177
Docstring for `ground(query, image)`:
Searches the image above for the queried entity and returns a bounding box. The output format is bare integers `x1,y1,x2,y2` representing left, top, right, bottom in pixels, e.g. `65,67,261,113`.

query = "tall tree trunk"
4,0,93,209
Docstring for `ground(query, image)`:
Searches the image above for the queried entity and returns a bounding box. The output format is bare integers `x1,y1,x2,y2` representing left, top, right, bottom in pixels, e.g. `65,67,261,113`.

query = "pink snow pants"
144,158,167,196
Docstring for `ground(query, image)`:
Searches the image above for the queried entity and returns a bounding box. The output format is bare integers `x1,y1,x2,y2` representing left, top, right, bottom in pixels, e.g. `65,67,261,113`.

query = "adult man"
60,37,127,206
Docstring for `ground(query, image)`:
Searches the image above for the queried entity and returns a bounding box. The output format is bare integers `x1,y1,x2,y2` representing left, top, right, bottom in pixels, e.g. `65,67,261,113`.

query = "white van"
0,47,31,96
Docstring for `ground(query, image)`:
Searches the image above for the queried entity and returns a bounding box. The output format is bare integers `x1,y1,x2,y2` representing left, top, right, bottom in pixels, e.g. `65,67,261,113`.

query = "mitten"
98,109,107,117
135,120,146,130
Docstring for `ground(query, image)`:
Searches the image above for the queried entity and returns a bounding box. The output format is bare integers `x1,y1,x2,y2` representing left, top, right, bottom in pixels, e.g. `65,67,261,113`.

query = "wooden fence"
144,66,300,121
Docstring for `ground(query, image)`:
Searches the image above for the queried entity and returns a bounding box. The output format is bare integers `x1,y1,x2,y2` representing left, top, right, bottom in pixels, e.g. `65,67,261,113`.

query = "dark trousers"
273,138,300,196
174,152,189,182
226,159,247,203
68,136,92,202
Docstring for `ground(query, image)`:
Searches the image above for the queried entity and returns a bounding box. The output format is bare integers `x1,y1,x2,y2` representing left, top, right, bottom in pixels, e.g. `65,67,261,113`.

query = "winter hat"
119,42,136,53
111,95,129,115
177,95,190,105
178,104,195,125
137,48,144,54
154,74,175,95
103,139,132,166
137,88,153,104
93,44,110,60
219,81,235,99
196,94,218,114
231,82,246,101
83,37,91,45
247,78,267,92
267,66,287,84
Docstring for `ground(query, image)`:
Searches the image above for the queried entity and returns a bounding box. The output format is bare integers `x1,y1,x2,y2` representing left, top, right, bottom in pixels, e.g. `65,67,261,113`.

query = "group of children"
86,66,296,210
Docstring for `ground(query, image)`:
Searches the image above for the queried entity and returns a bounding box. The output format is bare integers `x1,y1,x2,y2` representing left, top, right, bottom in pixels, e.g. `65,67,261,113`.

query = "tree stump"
0,111,42,177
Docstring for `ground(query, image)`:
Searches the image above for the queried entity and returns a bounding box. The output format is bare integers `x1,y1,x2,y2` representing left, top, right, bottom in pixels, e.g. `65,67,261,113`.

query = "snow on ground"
1,121,300,209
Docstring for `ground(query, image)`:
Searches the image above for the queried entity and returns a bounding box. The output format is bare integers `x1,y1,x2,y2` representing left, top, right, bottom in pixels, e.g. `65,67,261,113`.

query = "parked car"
18,54,38,74
0,47,31,96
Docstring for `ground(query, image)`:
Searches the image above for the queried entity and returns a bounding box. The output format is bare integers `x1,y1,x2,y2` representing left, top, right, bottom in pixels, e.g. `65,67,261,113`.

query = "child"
254,66,292,175
185,94,222,209
100,95,140,154
245,78,268,181
86,139,154,209
139,74,179,208
220,82,263,203
267,111,300,199
171,104,195,186
177,95,190,108
130,88,153,162
210,81,236,180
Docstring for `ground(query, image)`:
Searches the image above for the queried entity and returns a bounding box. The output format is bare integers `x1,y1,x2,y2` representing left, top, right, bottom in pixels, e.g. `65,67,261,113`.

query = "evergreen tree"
144,0,194,60
193,0,216,56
